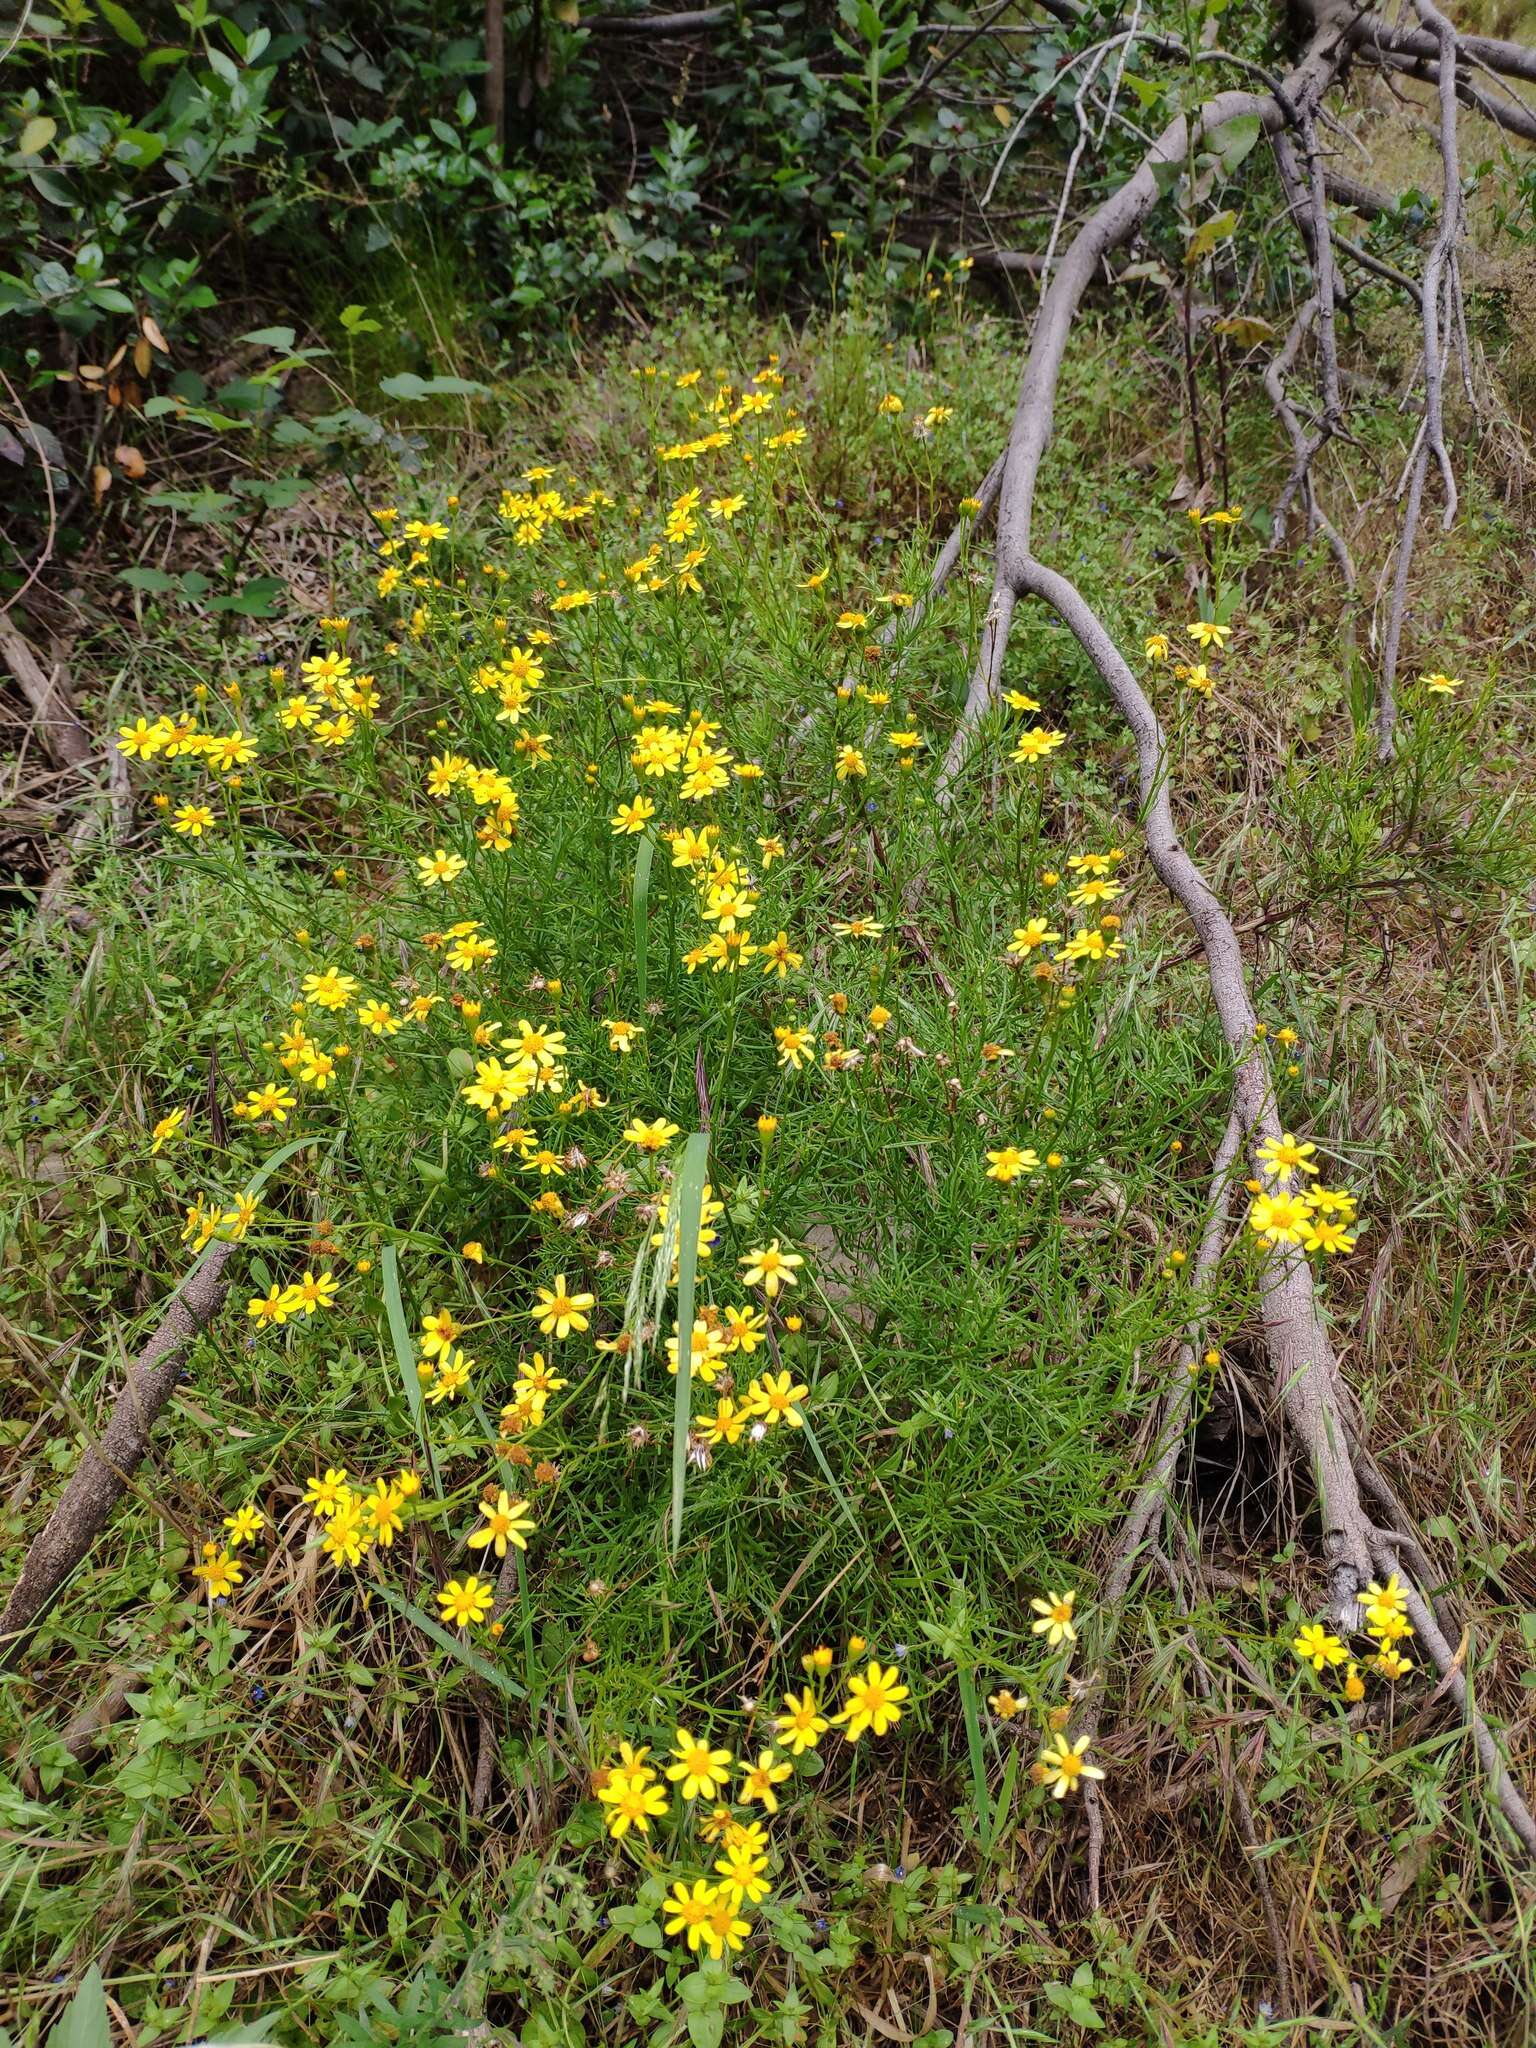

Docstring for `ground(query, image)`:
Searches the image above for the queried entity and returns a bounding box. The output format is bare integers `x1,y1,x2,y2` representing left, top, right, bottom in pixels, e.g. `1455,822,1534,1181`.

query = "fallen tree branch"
1020,561,1378,1607
934,8,1398,1618
926,0,1536,1858
1264,298,1357,585
1370,1533,1536,1858
1376,48,1536,140
1356,10,1536,81
1322,169,1394,218
1332,230,1423,308
0,1243,236,1667
1377,0,1466,762
587,5,732,31
964,247,1136,288
0,619,93,772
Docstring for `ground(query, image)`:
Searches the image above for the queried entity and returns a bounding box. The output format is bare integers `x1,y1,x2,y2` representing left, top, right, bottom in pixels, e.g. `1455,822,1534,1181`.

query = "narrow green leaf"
381,1245,436,1485
669,1130,710,1556
632,832,654,1009
370,1581,525,1699
955,1662,991,1848
798,1417,865,1543
243,1132,321,1199
989,1743,1021,1852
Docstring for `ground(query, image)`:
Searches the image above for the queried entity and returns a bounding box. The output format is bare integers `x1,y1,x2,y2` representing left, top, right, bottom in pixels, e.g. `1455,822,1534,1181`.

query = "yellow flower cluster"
1247,1129,1362,1257
1292,1573,1416,1690
1144,609,1235,697
181,1189,258,1250
593,1651,910,1956
495,478,606,549
190,1502,266,1601
118,637,383,848
302,1463,421,1568
246,1267,339,1327
983,1592,1107,1797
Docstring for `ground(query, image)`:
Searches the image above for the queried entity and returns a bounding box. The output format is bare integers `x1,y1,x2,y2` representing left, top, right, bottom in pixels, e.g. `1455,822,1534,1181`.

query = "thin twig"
1377,0,1465,762
1368,1533,1536,1857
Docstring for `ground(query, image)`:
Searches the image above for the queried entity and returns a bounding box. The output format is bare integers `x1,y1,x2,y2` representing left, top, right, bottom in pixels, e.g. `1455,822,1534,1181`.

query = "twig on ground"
1150,1544,1295,2014
587,6,732,32
1378,0,1466,762
0,619,93,772
15,1668,140,1798
0,1244,236,1667
1263,297,1357,586
895,454,1005,642
789,459,1002,751
1369,1533,1536,1858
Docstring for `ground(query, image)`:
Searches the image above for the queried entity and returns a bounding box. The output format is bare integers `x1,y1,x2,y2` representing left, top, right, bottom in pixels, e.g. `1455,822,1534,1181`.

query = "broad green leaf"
379,371,491,401
1149,157,1182,199
1206,113,1261,175
208,577,286,617
53,1968,111,2048
117,127,166,169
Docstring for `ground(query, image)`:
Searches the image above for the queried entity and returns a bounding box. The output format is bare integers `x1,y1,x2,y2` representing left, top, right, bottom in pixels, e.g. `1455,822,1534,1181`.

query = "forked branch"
1378,0,1469,761
922,0,1536,1850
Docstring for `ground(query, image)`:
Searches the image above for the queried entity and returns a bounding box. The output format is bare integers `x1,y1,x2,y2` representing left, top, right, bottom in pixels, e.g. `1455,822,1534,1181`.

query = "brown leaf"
1378,1834,1434,1917
133,336,152,377
106,341,127,373
141,313,169,353
114,444,147,479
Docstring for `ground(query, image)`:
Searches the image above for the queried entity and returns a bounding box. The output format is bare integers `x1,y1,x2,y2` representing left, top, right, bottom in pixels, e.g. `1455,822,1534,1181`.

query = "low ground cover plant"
4,268,1536,2041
